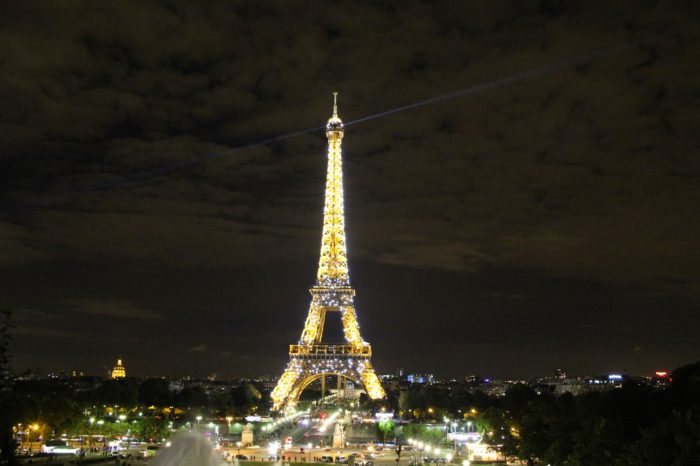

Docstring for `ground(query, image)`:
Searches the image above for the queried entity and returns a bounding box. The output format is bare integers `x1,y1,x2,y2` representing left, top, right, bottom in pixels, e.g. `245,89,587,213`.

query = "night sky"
2,1,699,379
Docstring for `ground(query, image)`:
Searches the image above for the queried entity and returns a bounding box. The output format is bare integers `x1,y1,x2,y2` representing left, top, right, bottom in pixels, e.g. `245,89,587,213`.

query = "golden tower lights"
270,94,385,410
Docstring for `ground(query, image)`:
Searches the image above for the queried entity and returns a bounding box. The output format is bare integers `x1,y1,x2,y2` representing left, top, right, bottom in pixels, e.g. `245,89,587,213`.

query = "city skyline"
2,2,699,379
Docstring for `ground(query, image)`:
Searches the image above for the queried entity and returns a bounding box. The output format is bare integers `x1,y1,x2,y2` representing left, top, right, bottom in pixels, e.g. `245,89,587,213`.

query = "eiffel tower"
270,93,385,411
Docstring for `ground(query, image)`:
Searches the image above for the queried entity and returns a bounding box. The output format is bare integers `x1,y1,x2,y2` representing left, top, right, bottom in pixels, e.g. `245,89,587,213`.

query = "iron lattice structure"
270,94,385,411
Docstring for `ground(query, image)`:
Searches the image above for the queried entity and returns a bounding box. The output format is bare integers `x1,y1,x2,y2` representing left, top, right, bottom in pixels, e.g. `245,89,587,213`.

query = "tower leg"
270,367,301,411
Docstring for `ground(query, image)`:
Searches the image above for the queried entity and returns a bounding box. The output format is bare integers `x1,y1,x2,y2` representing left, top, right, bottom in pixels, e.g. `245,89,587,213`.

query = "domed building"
111,358,126,379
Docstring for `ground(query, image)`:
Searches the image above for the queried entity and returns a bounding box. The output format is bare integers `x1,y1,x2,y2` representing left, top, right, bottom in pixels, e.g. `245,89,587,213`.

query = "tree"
626,411,700,466
400,424,445,444
377,419,395,445
93,379,139,406
138,378,173,406
177,385,209,408
135,417,168,443
516,399,552,466
230,383,262,414
670,361,700,409
503,384,537,415
0,306,17,465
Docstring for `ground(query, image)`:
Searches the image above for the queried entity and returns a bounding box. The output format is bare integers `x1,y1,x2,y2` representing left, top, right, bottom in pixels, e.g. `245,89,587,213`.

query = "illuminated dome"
111,358,126,379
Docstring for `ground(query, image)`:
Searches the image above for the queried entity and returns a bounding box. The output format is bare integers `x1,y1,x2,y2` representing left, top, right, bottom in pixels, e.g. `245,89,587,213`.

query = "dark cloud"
14,326,81,339
68,298,162,320
1,1,699,378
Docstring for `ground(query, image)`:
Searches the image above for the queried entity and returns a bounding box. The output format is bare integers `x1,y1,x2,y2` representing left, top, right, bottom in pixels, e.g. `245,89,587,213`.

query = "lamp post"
196,415,202,433
226,416,233,435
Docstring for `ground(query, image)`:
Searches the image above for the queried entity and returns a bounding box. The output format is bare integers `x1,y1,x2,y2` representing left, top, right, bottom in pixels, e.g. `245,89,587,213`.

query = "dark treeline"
6,377,269,435
369,362,700,465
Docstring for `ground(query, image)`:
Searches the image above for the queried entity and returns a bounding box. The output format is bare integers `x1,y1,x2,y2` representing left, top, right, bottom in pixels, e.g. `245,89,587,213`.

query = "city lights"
3,5,692,466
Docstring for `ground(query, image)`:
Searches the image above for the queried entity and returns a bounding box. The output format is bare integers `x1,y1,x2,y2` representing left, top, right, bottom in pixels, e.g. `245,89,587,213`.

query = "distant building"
535,377,587,396
586,373,626,390
111,358,126,379
464,375,482,386
169,380,184,392
406,373,434,384
651,370,671,389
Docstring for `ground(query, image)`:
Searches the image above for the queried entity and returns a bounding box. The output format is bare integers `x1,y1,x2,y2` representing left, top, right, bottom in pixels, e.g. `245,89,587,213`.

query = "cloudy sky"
1,1,699,379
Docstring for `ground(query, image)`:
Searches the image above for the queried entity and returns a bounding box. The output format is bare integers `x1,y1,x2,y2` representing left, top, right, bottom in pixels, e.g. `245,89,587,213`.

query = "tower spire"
318,91,347,286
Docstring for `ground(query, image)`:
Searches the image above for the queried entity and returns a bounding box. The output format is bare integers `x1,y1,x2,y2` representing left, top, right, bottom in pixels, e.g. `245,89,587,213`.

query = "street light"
226,416,233,434
28,424,39,454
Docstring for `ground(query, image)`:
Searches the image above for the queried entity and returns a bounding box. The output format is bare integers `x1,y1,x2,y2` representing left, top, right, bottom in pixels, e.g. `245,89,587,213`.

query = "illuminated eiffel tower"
270,93,385,411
